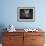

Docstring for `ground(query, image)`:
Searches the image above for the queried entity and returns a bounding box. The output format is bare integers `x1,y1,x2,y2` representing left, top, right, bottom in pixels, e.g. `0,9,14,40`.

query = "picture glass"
20,9,33,19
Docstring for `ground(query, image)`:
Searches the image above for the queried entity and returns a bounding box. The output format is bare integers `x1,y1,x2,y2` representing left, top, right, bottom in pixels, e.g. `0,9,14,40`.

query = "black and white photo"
17,7,35,22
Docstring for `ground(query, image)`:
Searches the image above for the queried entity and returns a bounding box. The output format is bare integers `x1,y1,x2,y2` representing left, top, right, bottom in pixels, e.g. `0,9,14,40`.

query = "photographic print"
17,7,35,22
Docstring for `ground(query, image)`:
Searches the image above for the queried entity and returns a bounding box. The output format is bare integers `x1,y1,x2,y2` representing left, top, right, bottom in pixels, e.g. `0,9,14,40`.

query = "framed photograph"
17,7,35,22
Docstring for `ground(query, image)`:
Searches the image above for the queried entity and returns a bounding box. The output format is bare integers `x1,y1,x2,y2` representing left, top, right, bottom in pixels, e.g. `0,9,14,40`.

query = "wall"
0,0,46,29
0,0,46,28
0,0,46,44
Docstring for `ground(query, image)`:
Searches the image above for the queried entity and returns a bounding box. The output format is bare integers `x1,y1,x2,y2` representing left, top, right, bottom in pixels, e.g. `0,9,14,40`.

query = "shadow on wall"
0,24,7,43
